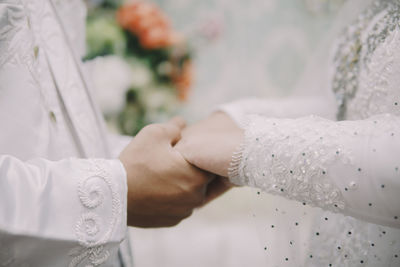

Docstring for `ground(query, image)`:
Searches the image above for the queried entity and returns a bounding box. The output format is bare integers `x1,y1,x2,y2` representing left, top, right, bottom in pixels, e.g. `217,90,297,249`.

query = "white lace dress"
220,0,400,266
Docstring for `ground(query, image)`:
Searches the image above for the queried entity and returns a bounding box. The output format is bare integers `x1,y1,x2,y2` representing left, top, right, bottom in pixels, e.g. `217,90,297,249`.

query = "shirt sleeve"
218,95,337,128
0,156,128,266
229,113,400,228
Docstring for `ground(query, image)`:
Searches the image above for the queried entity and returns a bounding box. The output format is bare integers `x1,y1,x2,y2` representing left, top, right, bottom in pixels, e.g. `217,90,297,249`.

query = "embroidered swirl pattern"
69,160,122,267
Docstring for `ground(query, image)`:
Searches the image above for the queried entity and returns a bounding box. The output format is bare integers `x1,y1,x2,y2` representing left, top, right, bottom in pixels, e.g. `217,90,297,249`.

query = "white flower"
142,86,179,123
128,59,153,88
143,86,177,110
86,55,132,115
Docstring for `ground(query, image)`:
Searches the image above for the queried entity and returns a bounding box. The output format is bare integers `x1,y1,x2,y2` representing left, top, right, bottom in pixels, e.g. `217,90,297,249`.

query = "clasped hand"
119,112,243,228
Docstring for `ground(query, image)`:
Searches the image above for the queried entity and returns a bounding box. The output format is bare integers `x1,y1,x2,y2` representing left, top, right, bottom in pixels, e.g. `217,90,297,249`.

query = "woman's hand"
175,112,244,178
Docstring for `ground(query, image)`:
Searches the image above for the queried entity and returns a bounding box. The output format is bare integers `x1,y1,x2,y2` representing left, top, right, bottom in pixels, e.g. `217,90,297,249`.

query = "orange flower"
117,1,176,49
116,2,141,29
140,27,171,49
136,15,168,34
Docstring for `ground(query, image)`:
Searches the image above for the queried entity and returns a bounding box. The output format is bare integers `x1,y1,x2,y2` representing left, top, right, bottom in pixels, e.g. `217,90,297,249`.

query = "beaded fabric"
227,0,400,266
332,0,400,120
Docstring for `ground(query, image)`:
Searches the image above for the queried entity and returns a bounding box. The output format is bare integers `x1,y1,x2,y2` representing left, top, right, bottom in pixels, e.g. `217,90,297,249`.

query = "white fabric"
221,0,400,266
0,0,131,266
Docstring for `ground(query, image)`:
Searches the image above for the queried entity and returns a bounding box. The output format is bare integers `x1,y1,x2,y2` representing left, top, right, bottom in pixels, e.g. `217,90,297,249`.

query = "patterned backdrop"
151,0,344,120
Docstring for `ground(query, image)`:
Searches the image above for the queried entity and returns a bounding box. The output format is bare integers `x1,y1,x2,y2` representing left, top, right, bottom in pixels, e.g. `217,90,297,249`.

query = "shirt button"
34,46,39,59
49,111,57,123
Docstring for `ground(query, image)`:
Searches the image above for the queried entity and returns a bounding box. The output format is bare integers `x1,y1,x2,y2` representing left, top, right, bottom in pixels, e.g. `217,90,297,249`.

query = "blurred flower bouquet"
85,0,193,135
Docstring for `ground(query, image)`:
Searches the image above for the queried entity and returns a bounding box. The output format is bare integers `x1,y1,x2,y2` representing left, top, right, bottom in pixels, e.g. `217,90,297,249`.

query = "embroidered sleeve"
0,156,127,266
230,114,400,228
218,96,337,128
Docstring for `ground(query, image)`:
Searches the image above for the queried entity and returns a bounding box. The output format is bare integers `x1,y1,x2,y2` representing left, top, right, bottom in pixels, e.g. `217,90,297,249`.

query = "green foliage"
118,89,146,135
85,10,126,60
86,4,190,136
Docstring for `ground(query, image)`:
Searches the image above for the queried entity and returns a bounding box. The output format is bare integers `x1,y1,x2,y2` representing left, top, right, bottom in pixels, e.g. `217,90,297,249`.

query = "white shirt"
0,0,132,266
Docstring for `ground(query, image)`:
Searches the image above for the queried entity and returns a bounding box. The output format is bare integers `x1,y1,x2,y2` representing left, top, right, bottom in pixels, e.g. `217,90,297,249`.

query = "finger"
168,116,186,130
203,177,233,205
187,164,216,186
157,123,182,146
177,162,216,199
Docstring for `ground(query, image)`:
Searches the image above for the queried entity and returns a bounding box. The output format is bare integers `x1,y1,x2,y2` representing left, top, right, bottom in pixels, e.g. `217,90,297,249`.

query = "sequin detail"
332,0,400,120
234,115,348,212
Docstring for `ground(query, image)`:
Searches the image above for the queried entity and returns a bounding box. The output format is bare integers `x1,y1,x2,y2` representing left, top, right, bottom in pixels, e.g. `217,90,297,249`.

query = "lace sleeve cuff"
228,142,246,186
229,113,400,227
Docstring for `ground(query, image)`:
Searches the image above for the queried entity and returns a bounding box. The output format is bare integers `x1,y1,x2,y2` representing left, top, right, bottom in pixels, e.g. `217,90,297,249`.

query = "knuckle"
176,182,194,199
178,179,206,199
147,124,164,134
165,124,179,136
181,178,201,194
140,124,157,135
175,184,203,206
145,123,178,137
181,185,205,206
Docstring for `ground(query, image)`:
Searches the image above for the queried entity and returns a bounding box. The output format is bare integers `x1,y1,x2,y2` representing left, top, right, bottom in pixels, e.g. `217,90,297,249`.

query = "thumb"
168,116,186,130
158,123,182,146
166,117,186,146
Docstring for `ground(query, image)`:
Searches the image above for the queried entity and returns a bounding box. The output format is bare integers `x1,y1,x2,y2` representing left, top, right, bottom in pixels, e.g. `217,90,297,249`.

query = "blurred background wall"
86,0,344,266
152,0,343,120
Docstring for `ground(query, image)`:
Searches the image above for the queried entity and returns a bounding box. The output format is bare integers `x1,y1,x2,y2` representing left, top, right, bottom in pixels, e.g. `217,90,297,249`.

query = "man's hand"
176,112,244,178
119,118,212,228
